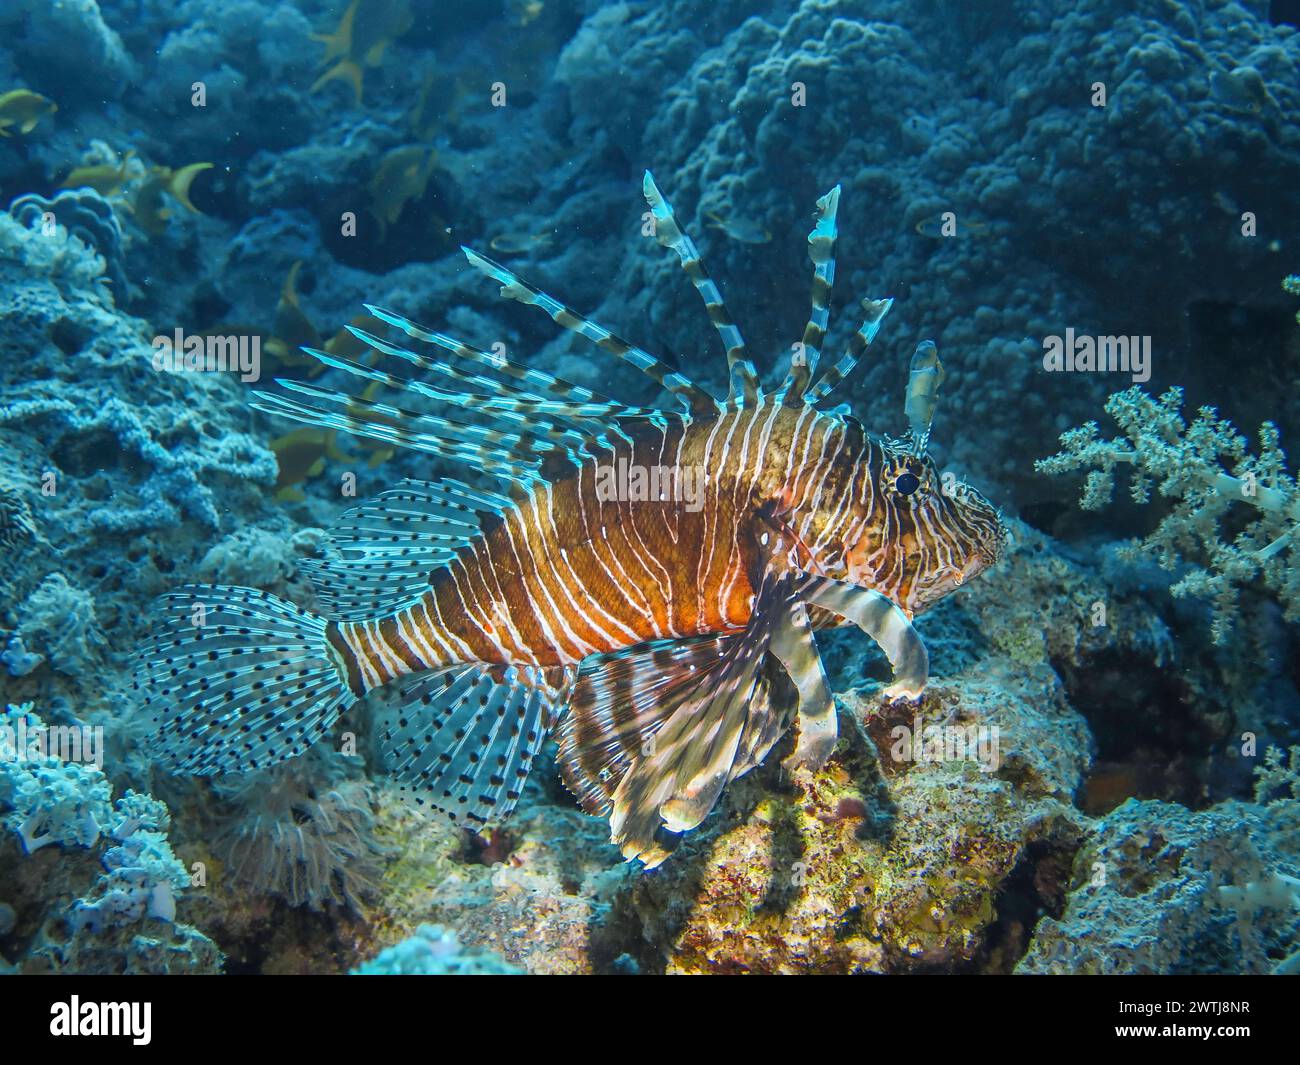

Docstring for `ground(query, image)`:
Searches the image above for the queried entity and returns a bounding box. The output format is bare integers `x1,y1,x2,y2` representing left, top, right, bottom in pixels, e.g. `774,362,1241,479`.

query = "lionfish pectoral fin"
769,597,838,772
799,576,929,699
380,662,568,830
561,569,803,867
300,477,511,620
607,640,759,867
555,632,736,818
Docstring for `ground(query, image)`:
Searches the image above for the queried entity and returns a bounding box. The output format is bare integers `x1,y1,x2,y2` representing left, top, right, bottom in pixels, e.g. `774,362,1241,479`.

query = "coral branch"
1036,386,1299,643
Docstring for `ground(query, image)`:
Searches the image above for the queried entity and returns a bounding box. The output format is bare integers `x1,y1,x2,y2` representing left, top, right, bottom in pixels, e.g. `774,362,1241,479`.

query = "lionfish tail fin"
780,185,841,405
133,587,355,775
641,170,759,408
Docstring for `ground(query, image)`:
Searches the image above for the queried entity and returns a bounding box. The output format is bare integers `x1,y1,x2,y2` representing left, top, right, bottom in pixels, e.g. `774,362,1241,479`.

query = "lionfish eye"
895,472,920,496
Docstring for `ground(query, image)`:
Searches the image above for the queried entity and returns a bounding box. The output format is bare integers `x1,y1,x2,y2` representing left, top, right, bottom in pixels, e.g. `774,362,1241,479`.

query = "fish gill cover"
0,0,1297,995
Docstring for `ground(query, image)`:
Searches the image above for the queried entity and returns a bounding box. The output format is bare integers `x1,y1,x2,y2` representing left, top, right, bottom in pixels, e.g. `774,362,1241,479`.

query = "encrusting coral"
1037,385,1299,643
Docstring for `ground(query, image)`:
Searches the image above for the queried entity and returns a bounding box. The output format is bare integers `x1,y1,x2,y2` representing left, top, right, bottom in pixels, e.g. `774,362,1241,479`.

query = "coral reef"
0,704,222,974
0,0,1297,977
352,923,520,975
1038,385,1299,642
617,663,1086,974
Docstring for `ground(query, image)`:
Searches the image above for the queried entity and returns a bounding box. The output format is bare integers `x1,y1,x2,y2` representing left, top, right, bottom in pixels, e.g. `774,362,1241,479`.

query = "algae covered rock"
366,782,632,975
619,659,1088,973
1018,796,1300,975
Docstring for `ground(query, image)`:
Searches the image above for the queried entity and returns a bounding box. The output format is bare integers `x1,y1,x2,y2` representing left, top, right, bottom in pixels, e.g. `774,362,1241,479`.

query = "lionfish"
135,174,1006,867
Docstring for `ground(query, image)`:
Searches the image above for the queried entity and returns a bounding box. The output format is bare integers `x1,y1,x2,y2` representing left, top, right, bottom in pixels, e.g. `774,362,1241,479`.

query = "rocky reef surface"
1,0,1298,973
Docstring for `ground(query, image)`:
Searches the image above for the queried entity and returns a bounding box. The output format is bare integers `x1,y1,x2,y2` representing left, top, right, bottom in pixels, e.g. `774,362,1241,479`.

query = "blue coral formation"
0,704,222,973
0,0,1298,980
351,923,520,975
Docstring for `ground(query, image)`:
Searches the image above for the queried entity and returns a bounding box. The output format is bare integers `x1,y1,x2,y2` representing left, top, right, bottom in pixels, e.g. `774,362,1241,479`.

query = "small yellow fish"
269,379,394,500
59,150,137,196
270,426,358,500
0,90,57,137
271,261,324,355
130,162,214,236
506,0,545,26
369,146,437,234
488,230,553,255
1209,65,1276,116
324,313,385,359
913,212,990,239
705,210,772,245
311,0,414,105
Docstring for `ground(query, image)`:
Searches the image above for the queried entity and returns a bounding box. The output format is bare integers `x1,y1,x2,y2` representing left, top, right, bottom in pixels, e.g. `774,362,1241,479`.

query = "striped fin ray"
293,342,597,451
300,478,510,620
251,382,548,484
555,633,736,819
780,185,841,405
769,595,837,770
641,171,759,408
800,575,929,698
380,663,558,827
360,303,666,431
604,569,805,867
903,339,945,456
460,245,719,417
336,320,658,446
133,587,354,774
804,296,895,406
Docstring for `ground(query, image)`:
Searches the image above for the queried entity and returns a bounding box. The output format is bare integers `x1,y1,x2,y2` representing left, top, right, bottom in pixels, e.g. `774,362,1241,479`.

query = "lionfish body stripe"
135,174,1006,866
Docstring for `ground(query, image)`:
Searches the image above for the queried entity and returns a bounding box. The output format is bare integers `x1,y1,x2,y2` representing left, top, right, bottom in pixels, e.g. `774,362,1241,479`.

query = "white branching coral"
1036,386,1299,643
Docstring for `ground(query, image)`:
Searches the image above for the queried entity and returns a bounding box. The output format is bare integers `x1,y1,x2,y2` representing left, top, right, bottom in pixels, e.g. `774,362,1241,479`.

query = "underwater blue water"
0,0,1298,978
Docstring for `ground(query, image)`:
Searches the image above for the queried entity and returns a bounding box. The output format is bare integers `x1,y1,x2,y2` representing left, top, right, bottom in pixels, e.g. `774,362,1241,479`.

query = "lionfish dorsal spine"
460,244,719,418
641,170,759,409
904,339,945,456
780,184,841,405
803,295,896,406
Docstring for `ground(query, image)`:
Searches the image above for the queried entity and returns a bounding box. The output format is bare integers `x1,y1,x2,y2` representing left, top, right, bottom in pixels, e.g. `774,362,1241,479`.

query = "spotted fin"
133,587,354,774
300,477,511,621
380,663,568,828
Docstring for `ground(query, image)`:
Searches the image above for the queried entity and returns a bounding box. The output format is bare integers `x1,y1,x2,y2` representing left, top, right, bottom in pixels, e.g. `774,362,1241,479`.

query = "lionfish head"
843,440,1007,616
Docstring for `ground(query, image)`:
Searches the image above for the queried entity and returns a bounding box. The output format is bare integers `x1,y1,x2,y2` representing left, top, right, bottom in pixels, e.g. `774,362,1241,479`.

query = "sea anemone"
211,751,387,914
